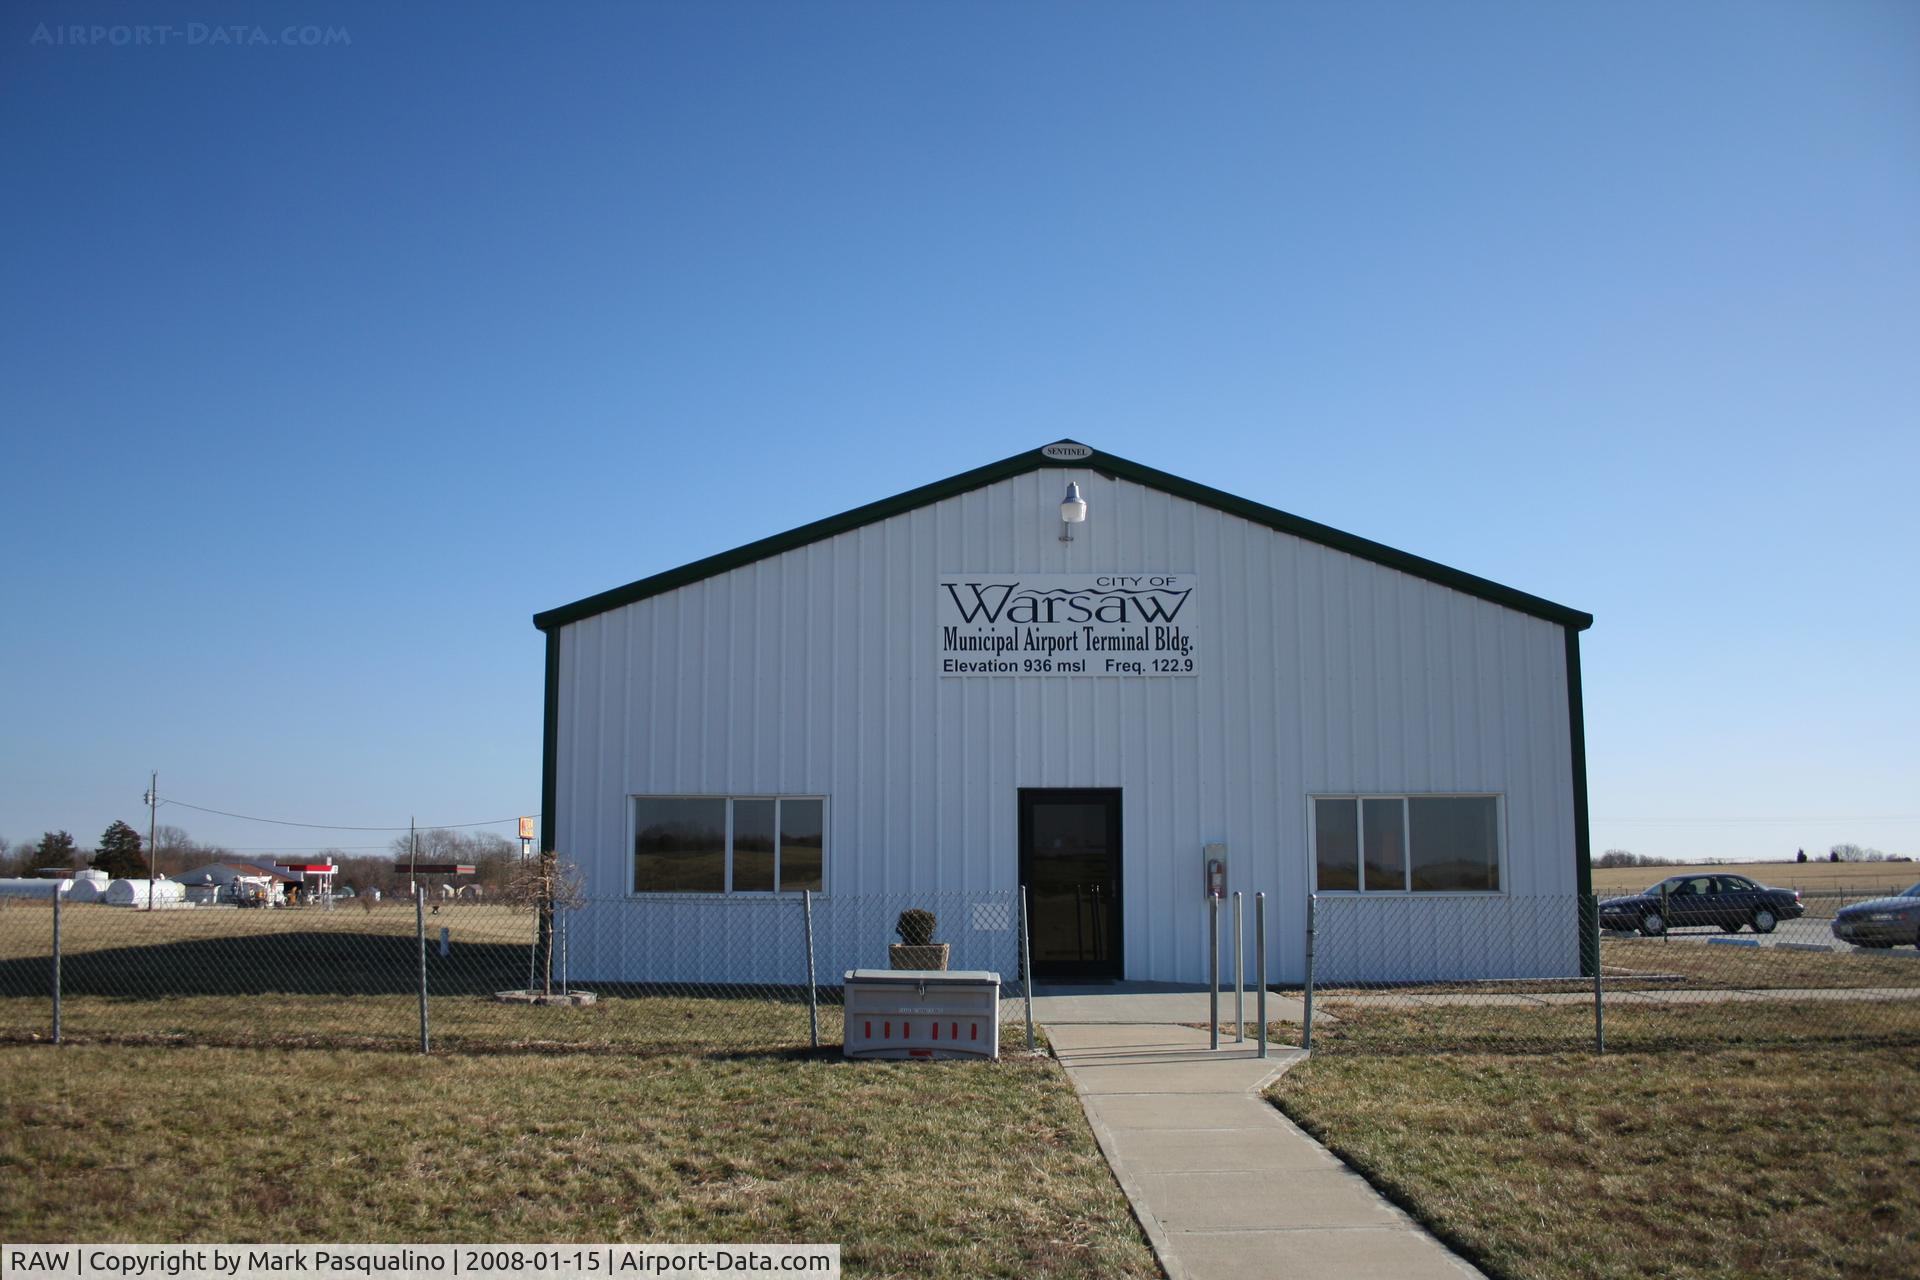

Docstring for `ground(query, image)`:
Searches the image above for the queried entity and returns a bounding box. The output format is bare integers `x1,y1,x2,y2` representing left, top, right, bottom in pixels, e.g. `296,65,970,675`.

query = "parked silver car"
1831,882,1920,949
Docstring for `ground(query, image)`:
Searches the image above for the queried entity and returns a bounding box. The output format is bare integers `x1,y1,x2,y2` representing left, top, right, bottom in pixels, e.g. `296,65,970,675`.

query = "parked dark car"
1598,873,1805,936
1831,882,1920,950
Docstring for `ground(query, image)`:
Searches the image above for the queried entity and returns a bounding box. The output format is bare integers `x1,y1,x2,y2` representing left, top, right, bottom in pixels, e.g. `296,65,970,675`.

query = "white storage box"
843,968,1001,1060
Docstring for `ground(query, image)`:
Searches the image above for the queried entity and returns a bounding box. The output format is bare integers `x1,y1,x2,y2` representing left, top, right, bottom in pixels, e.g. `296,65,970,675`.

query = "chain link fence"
0,888,1033,1056
1301,892,1920,1055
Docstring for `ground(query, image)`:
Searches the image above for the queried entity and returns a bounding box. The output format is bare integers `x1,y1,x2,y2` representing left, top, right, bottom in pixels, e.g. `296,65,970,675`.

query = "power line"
158,798,536,832
174,845,400,853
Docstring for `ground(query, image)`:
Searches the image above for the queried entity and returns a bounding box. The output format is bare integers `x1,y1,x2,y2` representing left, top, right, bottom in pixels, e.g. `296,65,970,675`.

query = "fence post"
803,890,819,1050
1209,893,1220,1051
1019,886,1035,1053
1255,891,1267,1060
1303,893,1317,1052
527,899,539,994
1233,890,1245,1043
1590,895,1605,1055
560,907,570,996
415,885,430,1054
51,891,62,1046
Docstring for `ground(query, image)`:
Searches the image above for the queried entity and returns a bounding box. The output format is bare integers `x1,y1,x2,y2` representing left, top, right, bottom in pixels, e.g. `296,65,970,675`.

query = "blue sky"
2,0,1915,866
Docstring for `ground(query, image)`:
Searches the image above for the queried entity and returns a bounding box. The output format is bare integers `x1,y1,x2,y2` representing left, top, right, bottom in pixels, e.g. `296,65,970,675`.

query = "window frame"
626,794,828,898
1308,793,1507,896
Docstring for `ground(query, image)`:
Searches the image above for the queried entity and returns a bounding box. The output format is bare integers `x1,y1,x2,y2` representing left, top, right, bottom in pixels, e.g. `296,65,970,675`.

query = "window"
631,796,825,895
1313,795,1501,893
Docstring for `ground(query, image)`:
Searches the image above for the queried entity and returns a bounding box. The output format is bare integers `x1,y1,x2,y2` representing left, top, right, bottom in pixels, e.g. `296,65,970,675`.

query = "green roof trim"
532,441,1593,633
540,628,558,856
1567,623,1596,976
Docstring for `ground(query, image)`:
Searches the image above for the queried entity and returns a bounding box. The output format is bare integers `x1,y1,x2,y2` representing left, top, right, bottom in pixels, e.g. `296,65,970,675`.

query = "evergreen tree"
91,820,149,879
30,830,80,871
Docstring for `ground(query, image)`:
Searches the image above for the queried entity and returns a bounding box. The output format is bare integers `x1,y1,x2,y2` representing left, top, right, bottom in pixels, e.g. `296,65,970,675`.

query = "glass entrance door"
1019,789,1122,980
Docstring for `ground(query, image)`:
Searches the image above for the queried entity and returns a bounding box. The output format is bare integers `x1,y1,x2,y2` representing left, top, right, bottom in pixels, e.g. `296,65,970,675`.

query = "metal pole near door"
1255,891,1268,1060
1233,890,1244,1043
1209,893,1220,1051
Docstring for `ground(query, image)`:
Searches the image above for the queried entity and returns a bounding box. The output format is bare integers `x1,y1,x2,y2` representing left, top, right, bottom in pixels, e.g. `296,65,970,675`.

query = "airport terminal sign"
937,575,1199,677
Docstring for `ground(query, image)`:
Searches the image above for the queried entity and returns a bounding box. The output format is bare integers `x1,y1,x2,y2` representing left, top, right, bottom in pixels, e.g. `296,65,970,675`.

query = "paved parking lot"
1606,915,1920,952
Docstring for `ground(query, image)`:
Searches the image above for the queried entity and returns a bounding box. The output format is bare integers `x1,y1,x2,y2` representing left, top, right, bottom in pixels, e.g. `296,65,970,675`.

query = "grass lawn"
1270,1011,1918,1280
0,1042,1157,1280
1303,994,1920,1055
1601,937,1920,990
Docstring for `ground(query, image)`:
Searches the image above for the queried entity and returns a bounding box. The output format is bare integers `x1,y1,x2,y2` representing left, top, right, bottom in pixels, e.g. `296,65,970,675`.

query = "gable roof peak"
533,441,1590,632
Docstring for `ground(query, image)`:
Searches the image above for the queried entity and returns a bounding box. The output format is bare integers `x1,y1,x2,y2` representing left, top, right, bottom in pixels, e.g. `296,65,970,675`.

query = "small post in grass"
1019,886,1035,1053
1590,894,1605,1055
415,884,430,1054
803,890,819,1050
1255,891,1268,1059
1303,893,1317,1052
51,889,62,1046
1209,893,1220,1051
1233,890,1245,1043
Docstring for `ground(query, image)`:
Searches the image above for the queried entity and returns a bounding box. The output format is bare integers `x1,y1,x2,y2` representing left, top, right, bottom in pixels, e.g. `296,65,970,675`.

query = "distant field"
1591,860,1916,895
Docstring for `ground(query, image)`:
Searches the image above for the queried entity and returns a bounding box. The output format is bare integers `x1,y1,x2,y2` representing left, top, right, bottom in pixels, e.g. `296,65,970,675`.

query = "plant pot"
889,942,950,971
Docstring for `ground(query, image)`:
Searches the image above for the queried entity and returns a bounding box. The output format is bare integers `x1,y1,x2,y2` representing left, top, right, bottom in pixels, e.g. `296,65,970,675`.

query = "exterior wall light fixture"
1059,481,1088,542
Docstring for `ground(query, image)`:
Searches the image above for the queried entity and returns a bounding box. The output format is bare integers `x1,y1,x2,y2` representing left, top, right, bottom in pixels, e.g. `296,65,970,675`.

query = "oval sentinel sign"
1041,441,1093,461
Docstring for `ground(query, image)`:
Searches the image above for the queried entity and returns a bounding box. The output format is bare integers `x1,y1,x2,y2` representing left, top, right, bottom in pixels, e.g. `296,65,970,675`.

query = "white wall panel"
552,469,1579,984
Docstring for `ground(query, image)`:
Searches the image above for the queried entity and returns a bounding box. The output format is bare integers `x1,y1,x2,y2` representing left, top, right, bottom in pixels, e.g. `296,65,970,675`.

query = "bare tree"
386,828,520,891
504,850,586,996
1829,844,1888,863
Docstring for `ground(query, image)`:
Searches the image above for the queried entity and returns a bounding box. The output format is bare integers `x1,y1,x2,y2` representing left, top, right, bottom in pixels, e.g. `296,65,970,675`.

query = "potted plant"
889,907,949,970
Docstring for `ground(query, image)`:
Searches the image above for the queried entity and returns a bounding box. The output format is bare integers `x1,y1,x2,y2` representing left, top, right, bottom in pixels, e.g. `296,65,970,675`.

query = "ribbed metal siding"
554,469,1574,984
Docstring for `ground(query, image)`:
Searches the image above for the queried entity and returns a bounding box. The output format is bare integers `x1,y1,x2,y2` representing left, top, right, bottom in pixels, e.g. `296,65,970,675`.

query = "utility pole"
409,817,417,895
143,771,158,912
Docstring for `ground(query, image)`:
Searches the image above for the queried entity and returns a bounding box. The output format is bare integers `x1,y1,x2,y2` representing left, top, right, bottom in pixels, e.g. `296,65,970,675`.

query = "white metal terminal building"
535,441,1593,984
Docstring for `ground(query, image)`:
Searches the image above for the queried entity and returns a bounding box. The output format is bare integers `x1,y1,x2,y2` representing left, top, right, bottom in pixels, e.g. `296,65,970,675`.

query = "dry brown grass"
1297,995,1920,1056
0,1043,1157,1279
1601,937,1920,990
1269,1044,1918,1280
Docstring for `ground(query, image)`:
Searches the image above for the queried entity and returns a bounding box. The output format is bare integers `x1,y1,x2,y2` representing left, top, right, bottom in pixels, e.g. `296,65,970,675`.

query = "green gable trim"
1567,623,1596,977
1566,624,1594,897
540,628,559,856
532,441,1593,633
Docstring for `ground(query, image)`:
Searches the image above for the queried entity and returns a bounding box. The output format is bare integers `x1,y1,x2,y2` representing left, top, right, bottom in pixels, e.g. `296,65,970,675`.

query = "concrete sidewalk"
1047,1023,1483,1280
1034,981,1307,1025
